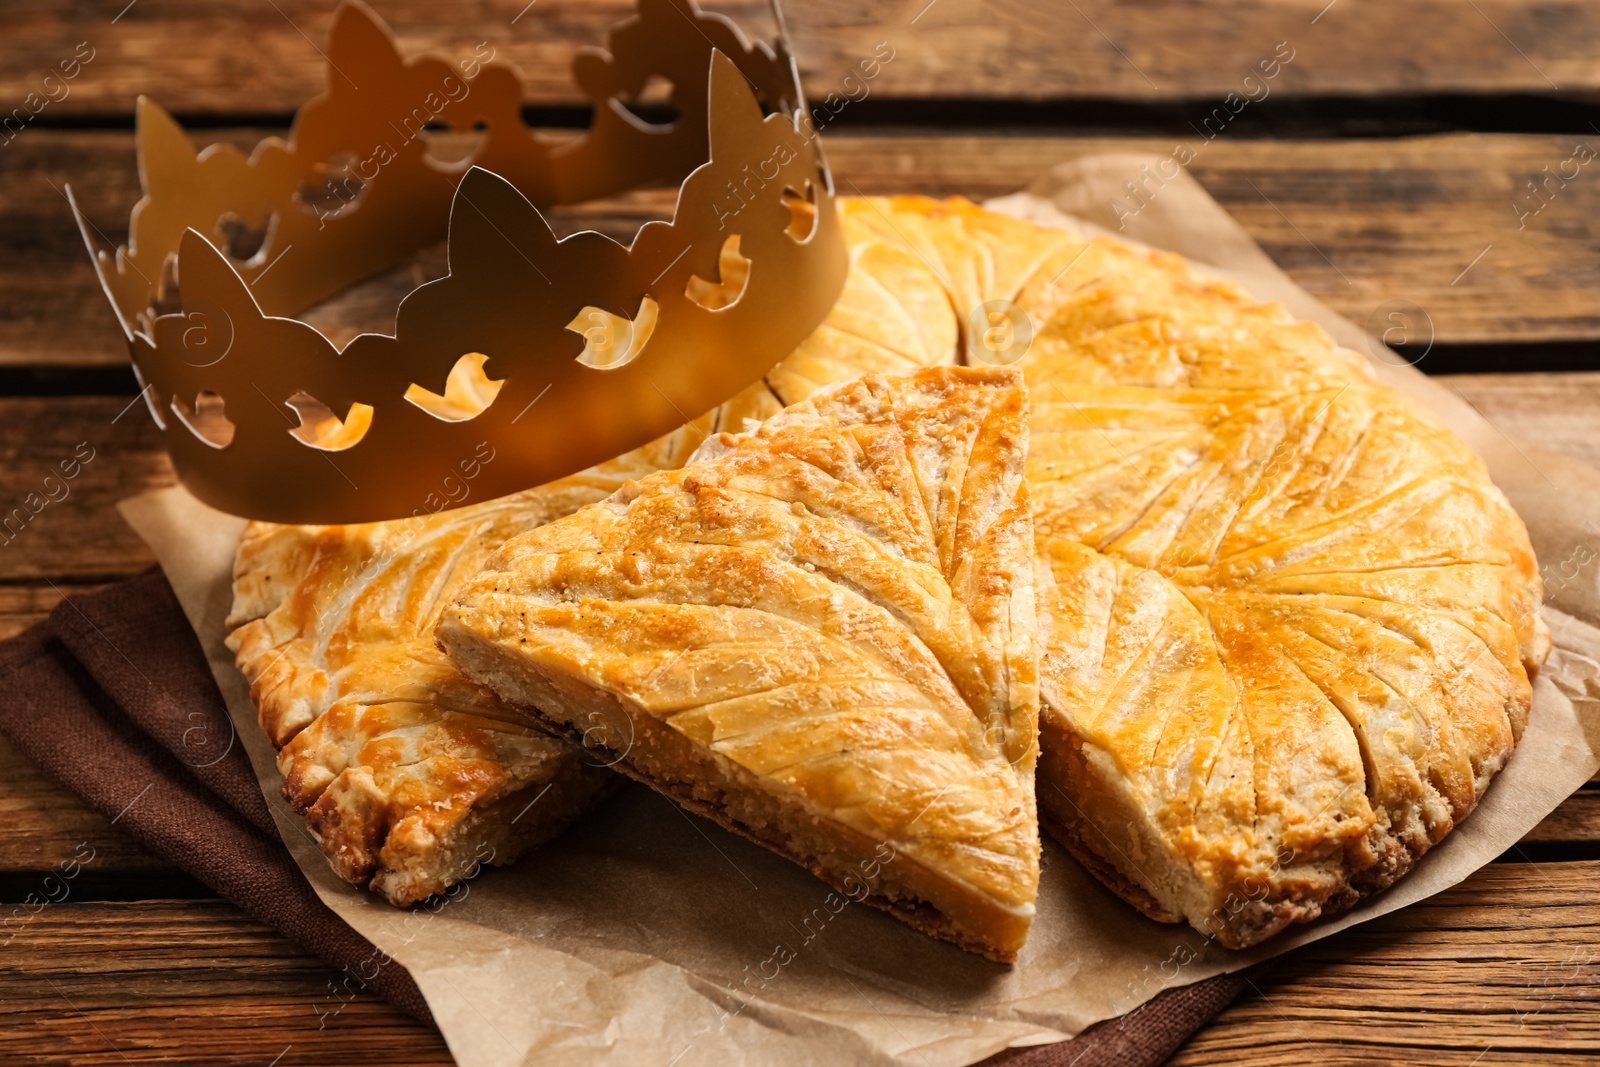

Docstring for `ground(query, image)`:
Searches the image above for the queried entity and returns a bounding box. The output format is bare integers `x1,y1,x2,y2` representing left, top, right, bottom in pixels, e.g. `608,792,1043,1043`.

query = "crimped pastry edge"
224,517,613,906
1036,694,1529,949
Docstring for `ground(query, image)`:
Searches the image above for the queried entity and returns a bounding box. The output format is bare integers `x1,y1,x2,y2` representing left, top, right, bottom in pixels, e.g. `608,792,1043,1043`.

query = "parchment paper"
118,157,1600,1067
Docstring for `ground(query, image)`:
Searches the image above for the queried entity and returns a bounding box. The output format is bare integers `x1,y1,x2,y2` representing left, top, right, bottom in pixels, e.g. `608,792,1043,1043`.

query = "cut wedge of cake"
437,367,1040,960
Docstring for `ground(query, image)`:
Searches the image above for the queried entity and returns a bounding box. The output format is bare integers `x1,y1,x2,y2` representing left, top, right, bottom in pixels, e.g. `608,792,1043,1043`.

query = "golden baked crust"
226,484,622,905
232,193,1545,948
438,367,1040,961
766,206,958,402
224,208,960,906
851,196,1546,947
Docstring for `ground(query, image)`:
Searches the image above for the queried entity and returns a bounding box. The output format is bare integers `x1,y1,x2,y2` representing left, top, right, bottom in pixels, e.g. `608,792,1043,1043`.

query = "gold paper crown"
72,0,846,523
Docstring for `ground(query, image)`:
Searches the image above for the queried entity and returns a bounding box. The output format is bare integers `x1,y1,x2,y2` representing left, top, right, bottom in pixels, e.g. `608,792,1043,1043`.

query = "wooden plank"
5,0,1600,117
12,130,1600,368
2,862,1594,1066
825,133,1600,345
1523,788,1600,844
0,734,169,877
0,899,451,1066
0,397,169,583
1449,372,1600,474
0,582,96,641
0,0,772,118
1170,860,1600,1065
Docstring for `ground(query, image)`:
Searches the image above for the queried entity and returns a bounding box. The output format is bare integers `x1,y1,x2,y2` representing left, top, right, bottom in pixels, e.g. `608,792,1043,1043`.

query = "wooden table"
3,3,1599,1064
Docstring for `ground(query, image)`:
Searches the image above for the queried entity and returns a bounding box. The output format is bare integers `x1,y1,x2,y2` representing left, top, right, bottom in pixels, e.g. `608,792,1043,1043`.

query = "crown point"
456,165,519,212
445,167,561,270
177,227,263,317
133,98,199,208
134,96,186,143
706,49,766,143
329,0,392,41
325,0,403,89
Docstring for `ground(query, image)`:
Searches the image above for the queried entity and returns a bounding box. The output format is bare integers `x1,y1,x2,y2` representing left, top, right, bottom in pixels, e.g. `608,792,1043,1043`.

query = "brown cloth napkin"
0,568,1248,1066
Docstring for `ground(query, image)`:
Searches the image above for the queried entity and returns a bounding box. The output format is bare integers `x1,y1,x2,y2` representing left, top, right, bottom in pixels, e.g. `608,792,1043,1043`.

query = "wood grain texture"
826,133,1600,345
1171,861,1600,1065
0,397,169,583
1,862,1594,1067
1523,788,1600,843
12,130,1600,369
1449,372,1600,474
0,735,168,877
0,900,451,1066
4,0,1599,115
0,583,94,642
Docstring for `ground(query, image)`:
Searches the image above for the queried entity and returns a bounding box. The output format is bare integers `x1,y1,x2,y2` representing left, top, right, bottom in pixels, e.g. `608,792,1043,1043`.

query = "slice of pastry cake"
438,367,1040,961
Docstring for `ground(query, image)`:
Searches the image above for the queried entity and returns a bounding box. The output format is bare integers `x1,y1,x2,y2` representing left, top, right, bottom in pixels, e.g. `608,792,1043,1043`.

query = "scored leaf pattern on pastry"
224,391,802,905
439,367,1039,957
762,203,960,404
848,197,1544,946
227,485,619,905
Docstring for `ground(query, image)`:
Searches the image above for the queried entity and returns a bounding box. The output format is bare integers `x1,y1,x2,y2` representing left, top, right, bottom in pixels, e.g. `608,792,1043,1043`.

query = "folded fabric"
0,567,1248,1065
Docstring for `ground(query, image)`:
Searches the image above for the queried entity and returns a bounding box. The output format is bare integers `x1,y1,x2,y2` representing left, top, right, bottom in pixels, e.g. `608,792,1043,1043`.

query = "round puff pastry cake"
438,367,1039,961
846,197,1547,948
231,193,1545,954
224,204,961,905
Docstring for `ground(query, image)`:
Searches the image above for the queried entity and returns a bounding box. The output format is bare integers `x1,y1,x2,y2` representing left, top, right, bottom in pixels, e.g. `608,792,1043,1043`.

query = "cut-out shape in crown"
71,0,846,524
